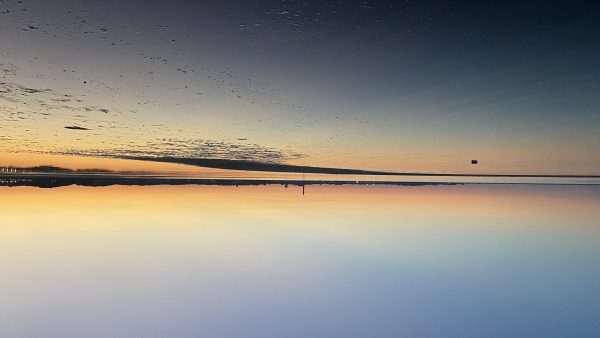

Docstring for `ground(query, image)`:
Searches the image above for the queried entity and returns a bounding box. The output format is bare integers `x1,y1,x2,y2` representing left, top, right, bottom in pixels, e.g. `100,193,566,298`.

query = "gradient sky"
1,0,599,174
2,184,600,337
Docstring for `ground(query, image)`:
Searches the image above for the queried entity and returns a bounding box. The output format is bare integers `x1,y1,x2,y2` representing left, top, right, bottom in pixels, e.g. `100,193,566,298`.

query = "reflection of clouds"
1,78,304,164
43,138,303,163
1,0,320,164
0,0,413,169
64,126,91,131
0,81,111,116
0,0,317,118
1,62,18,76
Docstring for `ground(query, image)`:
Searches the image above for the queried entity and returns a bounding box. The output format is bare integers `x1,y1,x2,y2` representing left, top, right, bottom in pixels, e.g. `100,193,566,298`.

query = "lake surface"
1,184,599,338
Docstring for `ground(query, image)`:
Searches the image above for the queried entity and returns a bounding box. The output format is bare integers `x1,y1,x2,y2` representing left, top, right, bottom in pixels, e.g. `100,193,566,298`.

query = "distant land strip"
2,160,600,179
117,156,401,175
0,174,462,189
117,156,600,178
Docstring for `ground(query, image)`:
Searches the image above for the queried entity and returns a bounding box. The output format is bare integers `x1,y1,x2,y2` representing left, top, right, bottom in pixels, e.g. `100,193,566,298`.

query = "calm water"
1,185,599,338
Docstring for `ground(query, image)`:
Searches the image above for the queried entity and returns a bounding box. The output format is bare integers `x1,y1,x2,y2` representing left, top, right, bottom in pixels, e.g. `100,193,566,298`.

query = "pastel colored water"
1,185,599,338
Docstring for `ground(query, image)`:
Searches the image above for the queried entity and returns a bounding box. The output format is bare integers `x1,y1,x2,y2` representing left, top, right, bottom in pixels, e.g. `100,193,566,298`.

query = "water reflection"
1,185,599,338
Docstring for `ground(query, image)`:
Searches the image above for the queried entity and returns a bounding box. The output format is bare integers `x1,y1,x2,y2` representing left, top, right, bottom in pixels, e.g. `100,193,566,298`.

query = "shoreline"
1,173,599,189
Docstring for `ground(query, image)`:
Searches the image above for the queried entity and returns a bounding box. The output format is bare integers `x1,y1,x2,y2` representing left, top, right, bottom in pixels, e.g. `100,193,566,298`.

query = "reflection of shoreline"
1,173,600,189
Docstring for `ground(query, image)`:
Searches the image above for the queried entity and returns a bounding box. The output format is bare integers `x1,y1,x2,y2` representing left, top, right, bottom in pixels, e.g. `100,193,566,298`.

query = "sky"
2,184,600,337
1,0,599,174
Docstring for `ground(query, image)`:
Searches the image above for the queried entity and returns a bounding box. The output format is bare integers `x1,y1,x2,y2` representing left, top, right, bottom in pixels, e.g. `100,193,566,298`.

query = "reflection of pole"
302,160,305,196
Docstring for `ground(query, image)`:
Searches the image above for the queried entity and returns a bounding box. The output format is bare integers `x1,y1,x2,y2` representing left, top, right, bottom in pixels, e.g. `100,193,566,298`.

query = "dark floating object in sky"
64,125,91,131
471,160,478,165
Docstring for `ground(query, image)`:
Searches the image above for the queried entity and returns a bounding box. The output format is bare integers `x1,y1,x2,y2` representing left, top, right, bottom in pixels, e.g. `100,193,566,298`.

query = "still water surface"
1,185,599,338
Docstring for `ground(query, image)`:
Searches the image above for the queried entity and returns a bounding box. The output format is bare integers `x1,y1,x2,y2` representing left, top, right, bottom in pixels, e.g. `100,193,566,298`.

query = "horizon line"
2,159,600,179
